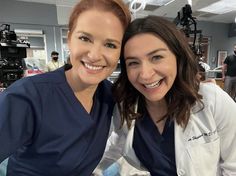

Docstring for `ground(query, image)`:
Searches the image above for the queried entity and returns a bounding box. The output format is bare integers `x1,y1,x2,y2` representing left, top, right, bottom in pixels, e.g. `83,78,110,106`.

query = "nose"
87,44,102,62
139,62,155,81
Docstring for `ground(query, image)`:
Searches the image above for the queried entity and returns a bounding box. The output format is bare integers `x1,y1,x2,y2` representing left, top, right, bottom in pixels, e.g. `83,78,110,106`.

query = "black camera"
174,4,203,57
0,24,30,88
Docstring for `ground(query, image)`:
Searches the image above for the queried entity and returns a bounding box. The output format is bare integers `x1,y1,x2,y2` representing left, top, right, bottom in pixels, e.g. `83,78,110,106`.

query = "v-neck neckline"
59,68,98,119
141,113,172,141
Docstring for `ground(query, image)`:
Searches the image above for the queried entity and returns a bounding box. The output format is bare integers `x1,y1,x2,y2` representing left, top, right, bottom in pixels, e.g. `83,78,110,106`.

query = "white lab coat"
94,83,236,176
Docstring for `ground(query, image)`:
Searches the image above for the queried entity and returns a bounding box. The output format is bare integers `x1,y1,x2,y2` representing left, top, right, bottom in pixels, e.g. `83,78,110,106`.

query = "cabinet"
215,78,224,89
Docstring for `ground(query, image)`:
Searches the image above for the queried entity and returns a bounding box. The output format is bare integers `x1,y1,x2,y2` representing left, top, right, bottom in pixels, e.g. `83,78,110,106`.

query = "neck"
146,99,167,118
75,91,94,113
146,99,167,133
65,69,98,113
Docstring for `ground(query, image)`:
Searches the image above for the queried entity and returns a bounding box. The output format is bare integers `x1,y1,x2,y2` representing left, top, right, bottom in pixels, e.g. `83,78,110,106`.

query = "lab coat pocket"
187,138,220,176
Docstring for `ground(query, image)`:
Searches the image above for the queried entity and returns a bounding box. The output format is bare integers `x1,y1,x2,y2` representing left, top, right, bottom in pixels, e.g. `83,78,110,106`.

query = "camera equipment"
173,4,203,57
0,24,30,88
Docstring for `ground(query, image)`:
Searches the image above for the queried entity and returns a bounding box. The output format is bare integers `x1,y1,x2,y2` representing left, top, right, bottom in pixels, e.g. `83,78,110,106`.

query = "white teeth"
144,80,161,88
84,63,103,70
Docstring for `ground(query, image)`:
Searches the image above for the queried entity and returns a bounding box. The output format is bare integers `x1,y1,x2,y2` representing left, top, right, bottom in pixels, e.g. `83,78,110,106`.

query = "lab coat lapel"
174,118,192,169
122,120,144,168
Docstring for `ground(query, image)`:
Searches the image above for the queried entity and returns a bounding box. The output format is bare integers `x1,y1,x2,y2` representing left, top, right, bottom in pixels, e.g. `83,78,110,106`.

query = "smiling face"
67,9,124,88
124,33,177,103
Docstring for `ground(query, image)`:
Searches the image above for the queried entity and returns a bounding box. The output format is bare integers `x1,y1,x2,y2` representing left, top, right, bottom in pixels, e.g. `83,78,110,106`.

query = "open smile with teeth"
84,62,104,71
144,80,162,88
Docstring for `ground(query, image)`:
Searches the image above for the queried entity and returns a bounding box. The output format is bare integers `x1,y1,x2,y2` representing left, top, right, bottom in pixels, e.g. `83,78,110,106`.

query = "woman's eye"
78,36,91,42
126,61,138,67
105,43,117,49
152,55,162,61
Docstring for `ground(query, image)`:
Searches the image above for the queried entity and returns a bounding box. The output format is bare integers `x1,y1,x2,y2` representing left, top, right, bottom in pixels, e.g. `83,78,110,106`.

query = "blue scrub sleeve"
0,79,40,162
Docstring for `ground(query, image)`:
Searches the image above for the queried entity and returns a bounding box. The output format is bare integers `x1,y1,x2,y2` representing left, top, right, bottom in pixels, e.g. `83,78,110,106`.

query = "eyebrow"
76,31,92,38
106,39,121,45
125,48,168,60
75,31,121,45
146,48,167,56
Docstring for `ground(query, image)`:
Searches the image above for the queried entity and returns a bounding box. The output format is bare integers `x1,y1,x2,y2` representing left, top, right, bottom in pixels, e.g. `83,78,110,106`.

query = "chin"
145,93,166,102
83,77,105,85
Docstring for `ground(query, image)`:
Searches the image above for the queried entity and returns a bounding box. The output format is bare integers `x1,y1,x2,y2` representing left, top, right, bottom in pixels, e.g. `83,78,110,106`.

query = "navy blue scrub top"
133,113,177,176
0,67,115,176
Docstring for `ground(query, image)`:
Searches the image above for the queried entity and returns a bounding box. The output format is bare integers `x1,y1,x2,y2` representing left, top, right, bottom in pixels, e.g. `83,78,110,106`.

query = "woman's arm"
213,84,236,175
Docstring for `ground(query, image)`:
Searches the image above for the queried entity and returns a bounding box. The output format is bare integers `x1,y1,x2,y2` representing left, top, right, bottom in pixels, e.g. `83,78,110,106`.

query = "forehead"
124,33,168,54
74,9,124,36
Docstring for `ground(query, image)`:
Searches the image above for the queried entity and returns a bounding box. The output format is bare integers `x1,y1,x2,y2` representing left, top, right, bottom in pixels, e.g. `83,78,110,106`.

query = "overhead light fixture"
129,0,146,13
127,0,176,13
14,29,43,35
187,0,192,6
198,0,236,14
147,0,175,6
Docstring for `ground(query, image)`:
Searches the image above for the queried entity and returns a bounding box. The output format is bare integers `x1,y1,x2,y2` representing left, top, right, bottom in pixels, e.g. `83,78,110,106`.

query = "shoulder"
30,67,65,84
101,79,113,89
59,60,65,66
195,83,223,115
4,67,65,97
198,82,236,120
198,83,227,106
199,82,220,96
226,54,236,60
224,55,231,62
97,79,115,104
199,82,229,98
47,61,53,65
98,79,113,92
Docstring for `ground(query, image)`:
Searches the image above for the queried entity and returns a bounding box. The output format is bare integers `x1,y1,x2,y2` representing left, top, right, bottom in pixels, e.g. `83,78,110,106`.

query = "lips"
83,62,104,71
144,79,162,88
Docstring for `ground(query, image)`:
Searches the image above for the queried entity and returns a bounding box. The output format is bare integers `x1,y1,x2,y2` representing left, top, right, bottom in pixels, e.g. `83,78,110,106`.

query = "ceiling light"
127,0,176,13
187,0,192,6
144,0,175,6
199,0,236,14
127,0,176,8
128,0,146,14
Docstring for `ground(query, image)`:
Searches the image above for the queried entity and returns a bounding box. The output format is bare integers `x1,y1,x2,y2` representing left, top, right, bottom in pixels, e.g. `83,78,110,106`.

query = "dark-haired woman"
101,16,236,176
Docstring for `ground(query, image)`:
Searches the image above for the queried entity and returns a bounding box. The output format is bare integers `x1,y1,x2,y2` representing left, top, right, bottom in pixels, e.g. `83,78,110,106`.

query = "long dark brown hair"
113,16,203,128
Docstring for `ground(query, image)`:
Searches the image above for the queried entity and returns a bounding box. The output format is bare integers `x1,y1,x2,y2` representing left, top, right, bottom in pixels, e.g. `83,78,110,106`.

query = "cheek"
172,61,177,77
68,38,83,54
67,38,73,52
107,52,120,65
69,46,86,64
111,54,120,64
127,69,136,83
165,59,177,76
68,51,81,67
168,64,177,84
